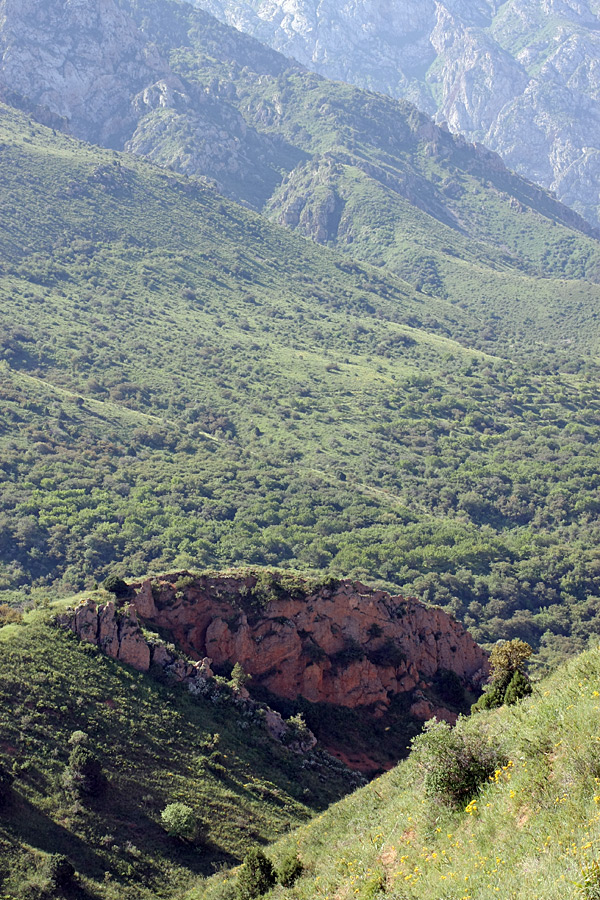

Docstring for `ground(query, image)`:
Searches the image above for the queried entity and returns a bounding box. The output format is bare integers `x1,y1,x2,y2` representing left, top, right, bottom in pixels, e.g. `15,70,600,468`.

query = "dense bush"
63,745,105,797
411,719,504,807
236,848,277,899
161,802,197,841
278,852,303,887
102,575,129,598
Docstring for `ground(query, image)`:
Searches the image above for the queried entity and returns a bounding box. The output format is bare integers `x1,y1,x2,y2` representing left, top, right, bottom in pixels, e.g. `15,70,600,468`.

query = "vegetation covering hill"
0,600,359,899
197,644,600,900
120,0,600,364
3,102,600,669
5,0,600,364
193,0,600,231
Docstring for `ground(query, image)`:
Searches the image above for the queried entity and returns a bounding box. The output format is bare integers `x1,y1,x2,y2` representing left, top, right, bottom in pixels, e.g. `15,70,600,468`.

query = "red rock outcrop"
125,571,488,713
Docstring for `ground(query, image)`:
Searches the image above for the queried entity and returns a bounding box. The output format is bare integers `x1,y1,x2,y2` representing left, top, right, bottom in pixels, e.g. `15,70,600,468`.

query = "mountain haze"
192,0,600,228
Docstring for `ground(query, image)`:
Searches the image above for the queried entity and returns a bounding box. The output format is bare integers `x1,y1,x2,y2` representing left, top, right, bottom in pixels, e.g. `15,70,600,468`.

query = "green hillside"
3,103,600,667
197,645,600,900
0,603,358,899
114,0,600,364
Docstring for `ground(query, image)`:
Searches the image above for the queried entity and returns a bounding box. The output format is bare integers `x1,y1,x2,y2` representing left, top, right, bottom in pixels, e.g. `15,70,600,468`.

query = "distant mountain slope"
192,0,600,229
4,105,600,667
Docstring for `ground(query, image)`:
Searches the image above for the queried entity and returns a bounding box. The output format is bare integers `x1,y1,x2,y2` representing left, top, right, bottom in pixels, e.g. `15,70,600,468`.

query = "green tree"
229,662,251,692
474,639,533,711
490,638,533,683
237,848,277,899
161,802,197,841
64,745,105,796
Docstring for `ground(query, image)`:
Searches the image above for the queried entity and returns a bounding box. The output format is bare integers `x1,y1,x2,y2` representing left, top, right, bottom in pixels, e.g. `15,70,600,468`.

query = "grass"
0,610,359,899
194,644,600,900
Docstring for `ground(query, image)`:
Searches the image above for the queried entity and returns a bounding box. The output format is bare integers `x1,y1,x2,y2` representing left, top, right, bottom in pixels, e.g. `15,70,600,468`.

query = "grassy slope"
119,0,600,362
197,646,600,900
4,105,600,667
0,605,358,900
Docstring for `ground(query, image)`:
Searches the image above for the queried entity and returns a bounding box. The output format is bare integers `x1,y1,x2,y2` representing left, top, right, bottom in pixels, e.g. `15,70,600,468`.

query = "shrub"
411,719,504,807
0,761,13,807
47,854,75,890
64,746,105,797
0,604,23,626
229,662,251,691
278,852,303,887
161,802,197,841
504,669,533,705
236,848,277,899
102,575,129,598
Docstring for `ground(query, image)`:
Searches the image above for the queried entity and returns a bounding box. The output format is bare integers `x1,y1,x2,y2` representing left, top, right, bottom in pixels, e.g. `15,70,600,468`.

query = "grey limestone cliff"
193,0,600,226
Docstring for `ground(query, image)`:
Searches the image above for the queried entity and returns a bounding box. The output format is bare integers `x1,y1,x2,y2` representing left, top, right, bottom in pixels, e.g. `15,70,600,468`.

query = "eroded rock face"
58,595,319,755
0,0,163,146
125,572,488,713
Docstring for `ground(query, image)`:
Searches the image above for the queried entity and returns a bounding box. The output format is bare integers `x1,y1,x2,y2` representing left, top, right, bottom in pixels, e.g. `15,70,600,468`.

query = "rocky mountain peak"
193,0,600,226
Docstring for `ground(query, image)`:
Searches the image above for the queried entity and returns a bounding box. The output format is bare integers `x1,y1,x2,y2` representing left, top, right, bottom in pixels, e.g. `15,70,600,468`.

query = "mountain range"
193,0,600,229
2,0,600,898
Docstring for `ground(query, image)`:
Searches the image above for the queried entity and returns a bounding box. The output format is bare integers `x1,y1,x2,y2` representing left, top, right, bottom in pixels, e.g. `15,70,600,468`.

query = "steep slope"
0,604,359,899
4,106,600,667
4,0,600,361
197,644,600,900
60,569,488,770
192,0,600,229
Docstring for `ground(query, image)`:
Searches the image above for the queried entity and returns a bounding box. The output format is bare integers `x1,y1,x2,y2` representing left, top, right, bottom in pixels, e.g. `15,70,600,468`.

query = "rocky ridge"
0,0,288,204
193,0,600,227
60,571,488,725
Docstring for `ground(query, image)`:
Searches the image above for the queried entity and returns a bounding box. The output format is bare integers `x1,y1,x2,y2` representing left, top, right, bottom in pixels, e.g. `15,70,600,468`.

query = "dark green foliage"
64,745,105,797
503,670,533,706
277,852,303,887
102,575,129,598
47,854,75,890
411,719,504,807
236,848,277,900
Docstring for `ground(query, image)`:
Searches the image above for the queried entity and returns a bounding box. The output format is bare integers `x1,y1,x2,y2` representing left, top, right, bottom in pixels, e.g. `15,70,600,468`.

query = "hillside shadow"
3,793,105,878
